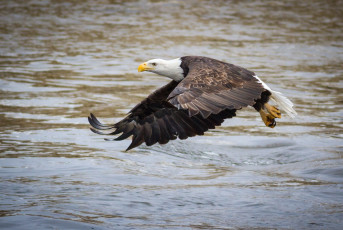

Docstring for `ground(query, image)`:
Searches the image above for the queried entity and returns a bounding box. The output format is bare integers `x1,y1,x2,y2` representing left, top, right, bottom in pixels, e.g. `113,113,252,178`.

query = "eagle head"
138,58,184,81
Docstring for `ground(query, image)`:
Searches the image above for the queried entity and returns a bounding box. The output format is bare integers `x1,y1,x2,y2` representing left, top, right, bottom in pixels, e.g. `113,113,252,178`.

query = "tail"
253,75,297,118
269,90,297,118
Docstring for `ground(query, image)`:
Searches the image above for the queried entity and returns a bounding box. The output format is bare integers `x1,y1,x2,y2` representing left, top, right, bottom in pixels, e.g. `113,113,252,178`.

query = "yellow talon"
264,103,281,118
259,109,276,128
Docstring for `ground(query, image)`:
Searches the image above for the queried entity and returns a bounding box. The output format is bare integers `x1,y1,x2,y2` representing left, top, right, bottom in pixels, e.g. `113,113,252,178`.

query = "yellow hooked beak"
138,62,153,72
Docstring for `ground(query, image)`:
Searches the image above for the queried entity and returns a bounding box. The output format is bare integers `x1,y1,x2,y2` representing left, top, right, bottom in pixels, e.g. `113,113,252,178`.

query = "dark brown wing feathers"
89,107,236,151
167,56,265,118
89,56,265,150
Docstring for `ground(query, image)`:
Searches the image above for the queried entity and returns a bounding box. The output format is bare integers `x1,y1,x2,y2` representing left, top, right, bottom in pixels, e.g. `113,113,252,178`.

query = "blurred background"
0,0,342,229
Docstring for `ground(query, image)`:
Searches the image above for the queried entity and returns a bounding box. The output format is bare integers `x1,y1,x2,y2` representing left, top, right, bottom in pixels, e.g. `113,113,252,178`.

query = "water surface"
1,0,343,229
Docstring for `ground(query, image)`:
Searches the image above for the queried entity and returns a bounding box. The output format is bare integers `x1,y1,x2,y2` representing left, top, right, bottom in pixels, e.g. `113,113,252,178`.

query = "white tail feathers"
253,75,297,118
269,90,297,118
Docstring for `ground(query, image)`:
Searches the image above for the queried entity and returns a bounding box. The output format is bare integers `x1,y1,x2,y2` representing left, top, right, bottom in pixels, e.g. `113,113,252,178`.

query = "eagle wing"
167,57,265,118
89,80,236,151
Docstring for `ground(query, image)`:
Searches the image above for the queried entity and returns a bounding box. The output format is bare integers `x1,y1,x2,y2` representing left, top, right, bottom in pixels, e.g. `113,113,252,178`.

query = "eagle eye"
151,62,157,66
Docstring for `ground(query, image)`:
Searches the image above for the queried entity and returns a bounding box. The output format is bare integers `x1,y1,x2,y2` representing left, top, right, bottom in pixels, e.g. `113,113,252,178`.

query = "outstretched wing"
167,56,266,118
88,80,236,151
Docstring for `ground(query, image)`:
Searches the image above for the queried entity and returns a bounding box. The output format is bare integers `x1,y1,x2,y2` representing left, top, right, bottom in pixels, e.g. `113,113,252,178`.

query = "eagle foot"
259,109,276,128
264,103,281,118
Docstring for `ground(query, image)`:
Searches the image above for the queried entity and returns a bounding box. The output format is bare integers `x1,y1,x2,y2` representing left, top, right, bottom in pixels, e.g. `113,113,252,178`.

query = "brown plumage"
88,56,295,151
168,57,265,118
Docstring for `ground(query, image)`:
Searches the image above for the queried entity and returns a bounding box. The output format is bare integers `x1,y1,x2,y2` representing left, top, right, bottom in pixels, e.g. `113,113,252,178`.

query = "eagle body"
89,56,296,151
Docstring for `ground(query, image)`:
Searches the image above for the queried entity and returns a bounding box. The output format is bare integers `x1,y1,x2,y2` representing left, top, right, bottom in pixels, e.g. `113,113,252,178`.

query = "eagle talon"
259,109,276,128
268,119,276,128
265,103,281,118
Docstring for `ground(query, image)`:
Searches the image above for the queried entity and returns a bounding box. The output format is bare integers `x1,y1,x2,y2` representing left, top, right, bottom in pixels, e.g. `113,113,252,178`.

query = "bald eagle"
88,56,296,151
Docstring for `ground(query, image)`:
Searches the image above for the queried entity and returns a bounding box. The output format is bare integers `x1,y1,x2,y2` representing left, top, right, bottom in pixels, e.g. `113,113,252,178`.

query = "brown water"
1,0,343,229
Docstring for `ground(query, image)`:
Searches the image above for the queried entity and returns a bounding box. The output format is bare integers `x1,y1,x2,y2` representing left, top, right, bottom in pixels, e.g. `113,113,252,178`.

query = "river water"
1,0,342,229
